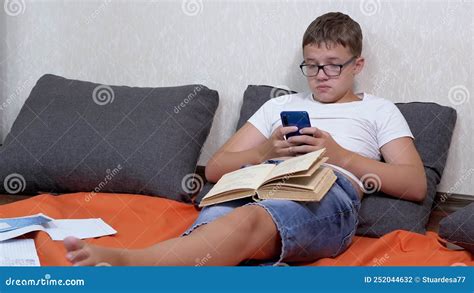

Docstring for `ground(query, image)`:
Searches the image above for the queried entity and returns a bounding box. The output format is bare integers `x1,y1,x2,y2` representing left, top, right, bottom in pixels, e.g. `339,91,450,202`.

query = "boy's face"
302,43,364,103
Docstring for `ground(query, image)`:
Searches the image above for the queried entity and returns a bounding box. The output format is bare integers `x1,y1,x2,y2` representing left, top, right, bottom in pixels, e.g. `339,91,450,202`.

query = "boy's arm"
205,123,297,183
342,137,427,202
291,128,427,202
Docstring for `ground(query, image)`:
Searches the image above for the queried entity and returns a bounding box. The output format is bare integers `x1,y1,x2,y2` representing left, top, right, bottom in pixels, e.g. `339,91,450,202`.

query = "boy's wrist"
256,141,273,163
336,148,355,169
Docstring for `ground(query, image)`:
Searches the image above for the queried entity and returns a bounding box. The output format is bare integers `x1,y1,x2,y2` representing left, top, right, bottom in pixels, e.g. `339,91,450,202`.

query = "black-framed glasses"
299,56,357,77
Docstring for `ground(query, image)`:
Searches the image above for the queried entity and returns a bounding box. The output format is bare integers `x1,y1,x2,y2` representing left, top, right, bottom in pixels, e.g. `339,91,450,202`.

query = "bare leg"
64,205,282,266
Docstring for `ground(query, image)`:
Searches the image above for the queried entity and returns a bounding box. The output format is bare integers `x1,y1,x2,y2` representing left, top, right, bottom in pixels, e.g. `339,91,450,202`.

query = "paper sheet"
0,225,46,242
0,239,40,266
0,216,117,241
0,213,53,233
43,219,117,240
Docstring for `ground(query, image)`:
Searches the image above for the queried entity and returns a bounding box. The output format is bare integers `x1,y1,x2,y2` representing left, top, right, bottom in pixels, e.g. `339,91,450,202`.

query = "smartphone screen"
280,111,311,139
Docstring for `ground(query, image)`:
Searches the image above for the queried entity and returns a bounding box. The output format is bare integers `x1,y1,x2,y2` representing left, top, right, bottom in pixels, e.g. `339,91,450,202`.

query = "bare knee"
225,205,281,260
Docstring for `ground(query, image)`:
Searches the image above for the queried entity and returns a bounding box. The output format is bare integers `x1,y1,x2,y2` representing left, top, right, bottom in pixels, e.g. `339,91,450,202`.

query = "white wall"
1,0,473,195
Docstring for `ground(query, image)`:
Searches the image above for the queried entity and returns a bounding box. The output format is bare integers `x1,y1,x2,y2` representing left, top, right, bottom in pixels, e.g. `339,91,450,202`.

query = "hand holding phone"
280,111,312,140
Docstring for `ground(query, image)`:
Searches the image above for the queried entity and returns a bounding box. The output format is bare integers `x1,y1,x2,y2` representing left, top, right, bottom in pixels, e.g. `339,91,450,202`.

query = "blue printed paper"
0,214,53,233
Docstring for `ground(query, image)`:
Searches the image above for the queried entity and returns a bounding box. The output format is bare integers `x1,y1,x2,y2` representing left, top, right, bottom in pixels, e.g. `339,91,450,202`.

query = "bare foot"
63,236,127,266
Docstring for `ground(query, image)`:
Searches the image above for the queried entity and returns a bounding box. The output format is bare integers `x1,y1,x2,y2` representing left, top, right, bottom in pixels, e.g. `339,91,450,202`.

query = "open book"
199,149,337,207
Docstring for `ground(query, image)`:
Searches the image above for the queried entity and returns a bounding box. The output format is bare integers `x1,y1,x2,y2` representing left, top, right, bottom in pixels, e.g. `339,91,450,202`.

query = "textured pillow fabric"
0,74,219,203
197,85,457,237
236,85,296,131
439,203,474,253
356,168,439,236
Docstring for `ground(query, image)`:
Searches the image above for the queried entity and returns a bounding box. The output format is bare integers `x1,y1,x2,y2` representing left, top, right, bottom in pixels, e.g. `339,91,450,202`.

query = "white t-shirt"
248,92,414,161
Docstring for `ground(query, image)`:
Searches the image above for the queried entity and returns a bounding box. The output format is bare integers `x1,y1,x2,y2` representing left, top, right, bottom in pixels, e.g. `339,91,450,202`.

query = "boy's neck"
312,92,362,104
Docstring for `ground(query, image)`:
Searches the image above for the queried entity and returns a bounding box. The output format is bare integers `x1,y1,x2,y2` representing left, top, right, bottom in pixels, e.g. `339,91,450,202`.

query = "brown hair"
302,12,362,57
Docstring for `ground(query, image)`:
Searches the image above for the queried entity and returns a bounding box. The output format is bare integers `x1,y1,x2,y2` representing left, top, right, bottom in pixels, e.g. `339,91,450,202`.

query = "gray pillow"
197,85,457,237
0,74,219,203
357,102,456,237
439,203,474,253
236,85,296,131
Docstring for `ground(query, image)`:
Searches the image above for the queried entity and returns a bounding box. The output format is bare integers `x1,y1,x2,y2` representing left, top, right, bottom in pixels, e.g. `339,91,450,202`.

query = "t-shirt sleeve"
376,101,414,148
247,100,273,139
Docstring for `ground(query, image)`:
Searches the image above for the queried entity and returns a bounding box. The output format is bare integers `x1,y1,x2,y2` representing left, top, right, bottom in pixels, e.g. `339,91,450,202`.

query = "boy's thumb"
312,127,324,137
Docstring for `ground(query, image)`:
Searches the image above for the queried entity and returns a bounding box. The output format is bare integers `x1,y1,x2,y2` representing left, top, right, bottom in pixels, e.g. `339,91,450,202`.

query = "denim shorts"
181,170,361,266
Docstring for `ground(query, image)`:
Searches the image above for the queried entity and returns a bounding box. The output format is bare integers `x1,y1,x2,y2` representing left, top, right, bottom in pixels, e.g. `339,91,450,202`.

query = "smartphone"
280,111,312,139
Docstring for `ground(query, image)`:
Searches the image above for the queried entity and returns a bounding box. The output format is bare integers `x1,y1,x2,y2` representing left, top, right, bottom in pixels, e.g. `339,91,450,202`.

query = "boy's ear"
353,57,365,75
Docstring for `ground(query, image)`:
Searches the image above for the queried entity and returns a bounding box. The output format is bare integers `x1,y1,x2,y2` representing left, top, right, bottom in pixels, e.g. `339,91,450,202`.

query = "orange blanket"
0,193,472,266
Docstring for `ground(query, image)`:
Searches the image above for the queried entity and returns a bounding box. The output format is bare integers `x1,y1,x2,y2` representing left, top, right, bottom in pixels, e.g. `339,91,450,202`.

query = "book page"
263,149,325,183
257,168,337,201
261,167,330,191
202,164,275,200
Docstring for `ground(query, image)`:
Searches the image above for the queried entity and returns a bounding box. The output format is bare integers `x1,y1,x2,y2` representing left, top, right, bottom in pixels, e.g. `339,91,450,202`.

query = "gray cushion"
439,203,474,253
357,102,456,237
0,74,219,203
197,85,456,237
236,85,296,131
